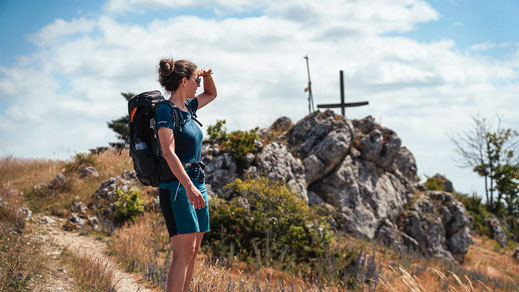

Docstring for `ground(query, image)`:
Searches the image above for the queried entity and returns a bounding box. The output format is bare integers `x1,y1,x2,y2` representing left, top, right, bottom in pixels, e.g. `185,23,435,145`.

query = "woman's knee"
171,233,197,261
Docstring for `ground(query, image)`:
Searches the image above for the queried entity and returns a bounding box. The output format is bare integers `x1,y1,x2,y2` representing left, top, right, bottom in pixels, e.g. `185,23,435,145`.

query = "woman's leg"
168,233,197,292
183,232,205,292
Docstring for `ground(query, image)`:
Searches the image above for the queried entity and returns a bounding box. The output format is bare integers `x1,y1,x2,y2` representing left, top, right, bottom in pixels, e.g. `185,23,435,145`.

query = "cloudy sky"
1,0,518,199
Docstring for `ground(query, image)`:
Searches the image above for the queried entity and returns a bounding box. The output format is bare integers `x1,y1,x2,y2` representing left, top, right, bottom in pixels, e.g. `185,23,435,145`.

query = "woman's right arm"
158,127,205,209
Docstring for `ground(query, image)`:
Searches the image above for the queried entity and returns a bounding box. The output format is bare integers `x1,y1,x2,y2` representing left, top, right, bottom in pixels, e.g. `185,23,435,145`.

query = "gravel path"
29,215,156,292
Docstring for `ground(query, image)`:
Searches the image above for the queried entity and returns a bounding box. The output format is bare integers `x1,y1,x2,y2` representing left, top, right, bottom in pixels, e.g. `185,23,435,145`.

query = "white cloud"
104,0,260,13
27,18,96,47
1,0,519,198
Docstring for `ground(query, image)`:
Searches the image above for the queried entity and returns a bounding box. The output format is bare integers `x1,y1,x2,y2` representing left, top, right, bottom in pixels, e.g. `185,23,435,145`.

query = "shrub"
221,128,260,162
204,177,333,267
453,192,490,237
205,119,229,144
113,188,144,226
204,120,260,172
64,152,98,174
424,176,445,191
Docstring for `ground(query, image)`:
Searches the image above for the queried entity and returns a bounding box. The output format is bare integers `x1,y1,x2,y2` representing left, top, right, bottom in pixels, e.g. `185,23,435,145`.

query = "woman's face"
187,69,201,98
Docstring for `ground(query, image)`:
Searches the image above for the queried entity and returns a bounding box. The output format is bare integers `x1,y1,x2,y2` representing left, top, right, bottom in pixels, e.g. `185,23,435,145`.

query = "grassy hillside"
1,149,518,291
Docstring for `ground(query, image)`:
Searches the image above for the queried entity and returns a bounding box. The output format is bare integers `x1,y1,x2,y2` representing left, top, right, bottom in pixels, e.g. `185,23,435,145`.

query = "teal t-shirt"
155,97,203,182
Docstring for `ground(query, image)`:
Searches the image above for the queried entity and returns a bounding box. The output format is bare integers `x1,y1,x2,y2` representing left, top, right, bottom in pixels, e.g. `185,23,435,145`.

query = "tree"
448,113,519,213
107,92,134,149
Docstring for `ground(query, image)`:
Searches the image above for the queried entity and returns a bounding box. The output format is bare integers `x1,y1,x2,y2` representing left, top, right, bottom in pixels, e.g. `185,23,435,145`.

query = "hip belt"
166,161,206,184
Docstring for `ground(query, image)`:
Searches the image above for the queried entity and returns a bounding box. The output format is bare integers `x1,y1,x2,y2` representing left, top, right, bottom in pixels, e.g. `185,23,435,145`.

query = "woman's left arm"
195,69,217,110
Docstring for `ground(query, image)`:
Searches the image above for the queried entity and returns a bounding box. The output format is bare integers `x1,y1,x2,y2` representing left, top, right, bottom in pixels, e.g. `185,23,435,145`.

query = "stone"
484,214,507,247
250,141,308,202
202,152,238,195
39,216,56,225
352,115,377,135
78,166,99,178
63,213,84,230
358,130,384,161
307,190,324,206
33,183,48,192
121,170,138,181
18,207,32,221
94,176,133,201
395,147,417,181
432,174,455,192
269,116,292,132
49,174,67,190
70,201,88,214
513,248,519,261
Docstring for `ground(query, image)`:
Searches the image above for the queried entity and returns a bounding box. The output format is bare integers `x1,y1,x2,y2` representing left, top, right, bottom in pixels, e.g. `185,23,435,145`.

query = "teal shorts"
159,180,210,237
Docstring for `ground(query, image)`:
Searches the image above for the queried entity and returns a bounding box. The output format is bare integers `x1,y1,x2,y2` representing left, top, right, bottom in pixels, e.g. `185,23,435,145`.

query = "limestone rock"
18,207,32,221
49,173,68,190
484,214,507,247
94,176,133,201
78,166,99,178
248,141,307,201
202,152,238,196
122,170,138,181
39,216,56,225
70,201,88,217
63,213,85,230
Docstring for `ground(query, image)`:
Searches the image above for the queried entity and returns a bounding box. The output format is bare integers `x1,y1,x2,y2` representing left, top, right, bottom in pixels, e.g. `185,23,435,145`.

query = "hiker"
155,57,216,292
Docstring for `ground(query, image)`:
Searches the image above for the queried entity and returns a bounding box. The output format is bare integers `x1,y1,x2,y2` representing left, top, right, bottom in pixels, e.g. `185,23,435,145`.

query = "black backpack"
123,90,202,187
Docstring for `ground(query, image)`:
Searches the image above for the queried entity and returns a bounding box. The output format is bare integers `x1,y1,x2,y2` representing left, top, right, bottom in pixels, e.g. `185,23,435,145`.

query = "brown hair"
158,58,197,92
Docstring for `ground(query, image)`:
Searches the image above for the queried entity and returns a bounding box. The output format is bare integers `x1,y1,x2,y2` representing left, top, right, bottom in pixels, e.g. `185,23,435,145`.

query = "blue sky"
1,0,518,199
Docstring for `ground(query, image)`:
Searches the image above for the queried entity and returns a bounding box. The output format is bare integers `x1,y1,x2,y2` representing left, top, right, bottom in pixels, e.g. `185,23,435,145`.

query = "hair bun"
159,58,175,76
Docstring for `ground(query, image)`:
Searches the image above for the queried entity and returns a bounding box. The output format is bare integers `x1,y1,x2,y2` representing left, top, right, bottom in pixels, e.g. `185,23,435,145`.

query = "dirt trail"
29,214,156,292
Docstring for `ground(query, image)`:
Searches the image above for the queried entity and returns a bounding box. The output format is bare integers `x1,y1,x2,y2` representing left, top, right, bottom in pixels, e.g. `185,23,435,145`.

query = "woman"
155,57,217,292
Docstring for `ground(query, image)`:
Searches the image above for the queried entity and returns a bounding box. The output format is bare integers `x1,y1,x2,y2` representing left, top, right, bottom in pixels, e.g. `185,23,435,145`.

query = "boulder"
202,152,238,196
39,216,56,225
18,207,32,221
394,191,474,262
484,214,507,247
70,201,88,216
122,170,138,181
513,248,519,261
63,213,85,230
432,173,455,192
269,116,292,132
94,176,133,201
78,166,99,178
247,141,307,202
313,155,411,239
49,174,68,190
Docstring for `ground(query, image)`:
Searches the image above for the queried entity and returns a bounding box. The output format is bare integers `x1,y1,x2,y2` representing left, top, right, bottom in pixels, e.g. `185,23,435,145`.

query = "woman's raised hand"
198,68,212,77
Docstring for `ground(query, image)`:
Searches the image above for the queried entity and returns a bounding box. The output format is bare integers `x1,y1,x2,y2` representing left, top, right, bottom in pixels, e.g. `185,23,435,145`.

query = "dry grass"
4,151,519,291
0,155,62,202
108,211,170,270
0,190,45,290
59,247,119,291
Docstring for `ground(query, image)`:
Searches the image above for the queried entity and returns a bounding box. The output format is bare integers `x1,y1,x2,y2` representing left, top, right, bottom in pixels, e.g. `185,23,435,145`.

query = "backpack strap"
157,100,183,134
185,100,203,127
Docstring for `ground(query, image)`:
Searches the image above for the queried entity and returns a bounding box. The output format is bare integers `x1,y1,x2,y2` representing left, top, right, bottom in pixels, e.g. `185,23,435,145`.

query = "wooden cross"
317,70,369,116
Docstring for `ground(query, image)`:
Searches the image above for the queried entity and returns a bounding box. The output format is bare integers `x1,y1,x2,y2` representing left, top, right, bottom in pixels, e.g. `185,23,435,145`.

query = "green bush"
454,192,490,237
113,188,144,225
204,120,260,171
205,119,229,144
222,128,260,162
424,176,445,191
204,177,333,267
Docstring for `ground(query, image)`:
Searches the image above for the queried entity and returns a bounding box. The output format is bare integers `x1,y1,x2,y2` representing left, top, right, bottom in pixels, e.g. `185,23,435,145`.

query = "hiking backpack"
124,90,202,187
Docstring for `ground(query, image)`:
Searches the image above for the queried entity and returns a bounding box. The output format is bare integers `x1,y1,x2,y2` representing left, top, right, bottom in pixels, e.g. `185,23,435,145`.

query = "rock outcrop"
199,110,475,263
